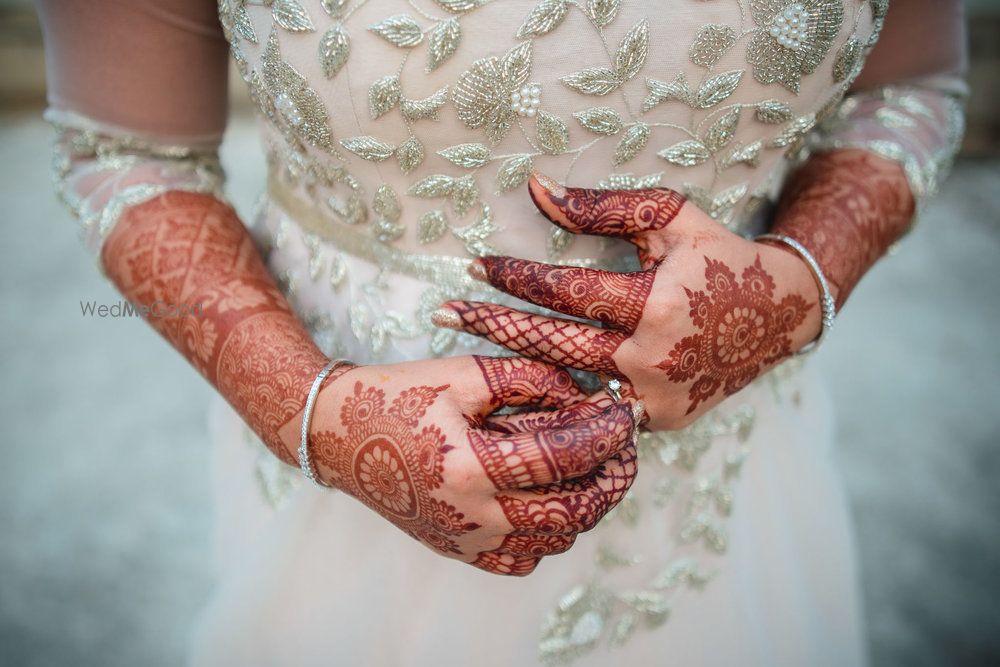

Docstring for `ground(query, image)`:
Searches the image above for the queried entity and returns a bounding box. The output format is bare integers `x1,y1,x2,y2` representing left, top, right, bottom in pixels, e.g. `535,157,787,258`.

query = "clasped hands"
301,174,820,575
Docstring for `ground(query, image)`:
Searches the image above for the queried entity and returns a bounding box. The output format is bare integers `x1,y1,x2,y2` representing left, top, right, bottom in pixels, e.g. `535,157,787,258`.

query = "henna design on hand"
530,173,685,242
472,356,586,410
102,192,327,462
771,150,915,308
472,258,655,331
484,395,614,434
312,380,480,555
470,448,637,576
437,303,626,378
467,403,636,489
434,174,821,427
496,447,638,536
656,255,811,414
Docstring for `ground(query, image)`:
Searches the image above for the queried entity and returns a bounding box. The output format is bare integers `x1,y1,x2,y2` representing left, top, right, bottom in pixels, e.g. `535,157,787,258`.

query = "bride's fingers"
469,551,539,577
468,256,654,332
528,172,686,242
468,355,587,412
496,533,577,558
435,302,625,377
468,403,637,489
484,393,617,434
495,446,638,536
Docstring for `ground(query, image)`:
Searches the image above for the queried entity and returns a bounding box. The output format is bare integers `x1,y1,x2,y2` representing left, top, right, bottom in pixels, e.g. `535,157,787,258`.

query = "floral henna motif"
468,404,635,489
470,551,539,577
102,192,327,461
496,447,638,536
473,257,655,331
772,150,915,308
484,398,612,435
472,356,585,410
313,381,480,555
470,534,576,575
657,255,811,414
530,176,686,241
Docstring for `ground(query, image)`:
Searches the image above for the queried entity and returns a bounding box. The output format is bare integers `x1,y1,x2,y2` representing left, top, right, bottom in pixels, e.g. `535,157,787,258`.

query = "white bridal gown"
38,0,966,665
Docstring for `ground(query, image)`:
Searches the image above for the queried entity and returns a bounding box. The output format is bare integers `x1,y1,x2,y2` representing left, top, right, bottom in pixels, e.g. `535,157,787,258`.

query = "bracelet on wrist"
755,233,836,356
299,358,352,487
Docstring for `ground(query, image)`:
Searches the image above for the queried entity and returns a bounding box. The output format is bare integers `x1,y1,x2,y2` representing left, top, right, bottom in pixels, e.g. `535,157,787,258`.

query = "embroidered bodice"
219,0,881,261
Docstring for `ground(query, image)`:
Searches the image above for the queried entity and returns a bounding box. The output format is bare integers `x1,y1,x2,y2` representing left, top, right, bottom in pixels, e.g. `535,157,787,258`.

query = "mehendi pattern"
657,255,811,413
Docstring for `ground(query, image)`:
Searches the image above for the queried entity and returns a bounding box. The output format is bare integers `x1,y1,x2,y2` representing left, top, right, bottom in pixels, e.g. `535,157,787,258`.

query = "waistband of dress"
267,173,482,289
266,173,631,288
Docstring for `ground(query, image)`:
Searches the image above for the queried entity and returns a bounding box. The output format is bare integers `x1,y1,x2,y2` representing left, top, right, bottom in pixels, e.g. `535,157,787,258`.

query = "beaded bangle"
298,358,351,487
755,233,836,356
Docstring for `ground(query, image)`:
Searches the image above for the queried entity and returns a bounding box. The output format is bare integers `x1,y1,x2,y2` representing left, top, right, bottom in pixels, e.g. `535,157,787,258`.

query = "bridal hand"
432,175,822,431
292,356,641,576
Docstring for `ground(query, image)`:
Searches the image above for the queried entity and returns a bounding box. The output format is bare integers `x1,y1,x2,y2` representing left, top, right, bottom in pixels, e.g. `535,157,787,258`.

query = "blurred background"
1,1,998,666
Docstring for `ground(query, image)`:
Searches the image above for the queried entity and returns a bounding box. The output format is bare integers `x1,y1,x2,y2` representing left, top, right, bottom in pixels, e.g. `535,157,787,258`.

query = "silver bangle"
299,358,351,487
755,233,836,355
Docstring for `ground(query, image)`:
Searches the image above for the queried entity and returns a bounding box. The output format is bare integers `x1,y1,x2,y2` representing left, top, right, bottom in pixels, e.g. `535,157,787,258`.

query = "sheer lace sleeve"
38,0,230,257
809,0,967,213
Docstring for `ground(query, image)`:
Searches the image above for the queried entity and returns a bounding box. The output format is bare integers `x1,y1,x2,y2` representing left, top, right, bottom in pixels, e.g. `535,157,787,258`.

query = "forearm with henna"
767,149,915,308
101,191,328,464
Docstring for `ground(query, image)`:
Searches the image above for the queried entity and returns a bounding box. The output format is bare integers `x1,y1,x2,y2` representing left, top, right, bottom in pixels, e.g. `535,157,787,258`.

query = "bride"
38,0,965,664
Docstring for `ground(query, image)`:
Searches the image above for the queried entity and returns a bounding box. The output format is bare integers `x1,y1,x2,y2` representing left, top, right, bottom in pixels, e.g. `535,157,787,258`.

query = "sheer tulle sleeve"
38,0,231,257
809,0,967,213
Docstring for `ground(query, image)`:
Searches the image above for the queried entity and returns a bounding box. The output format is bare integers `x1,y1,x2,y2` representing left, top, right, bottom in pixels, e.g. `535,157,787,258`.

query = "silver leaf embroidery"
574,107,624,136
769,113,816,147
643,73,695,112
536,110,570,154
658,140,712,167
319,25,351,79
703,109,740,153
369,75,401,119
409,174,456,198
832,36,862,83
689,24,736,67
340,136,396,161
517,0,570,39
273,0,315,33
586,0,621,27
695,70,744,108
418,210,450,244
614,123,650,166
438,143,493,168
428,18,461,72
373,183,402,222
400,87,449,121
434,0,484,14
720,140,763,169
560,67,621,96
450,174,480,216
614,20,649,81
368,15,425,48
496,155,533,192
755,99,794,123
233,6,257,43
453,42,533,144
321,0,349,19
452,204,499,256
396,135,425,174
261,32,333,150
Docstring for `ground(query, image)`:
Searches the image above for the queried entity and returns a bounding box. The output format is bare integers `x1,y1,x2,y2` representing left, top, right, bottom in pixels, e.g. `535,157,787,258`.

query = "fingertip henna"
473,257,654,332
529,180,686,241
